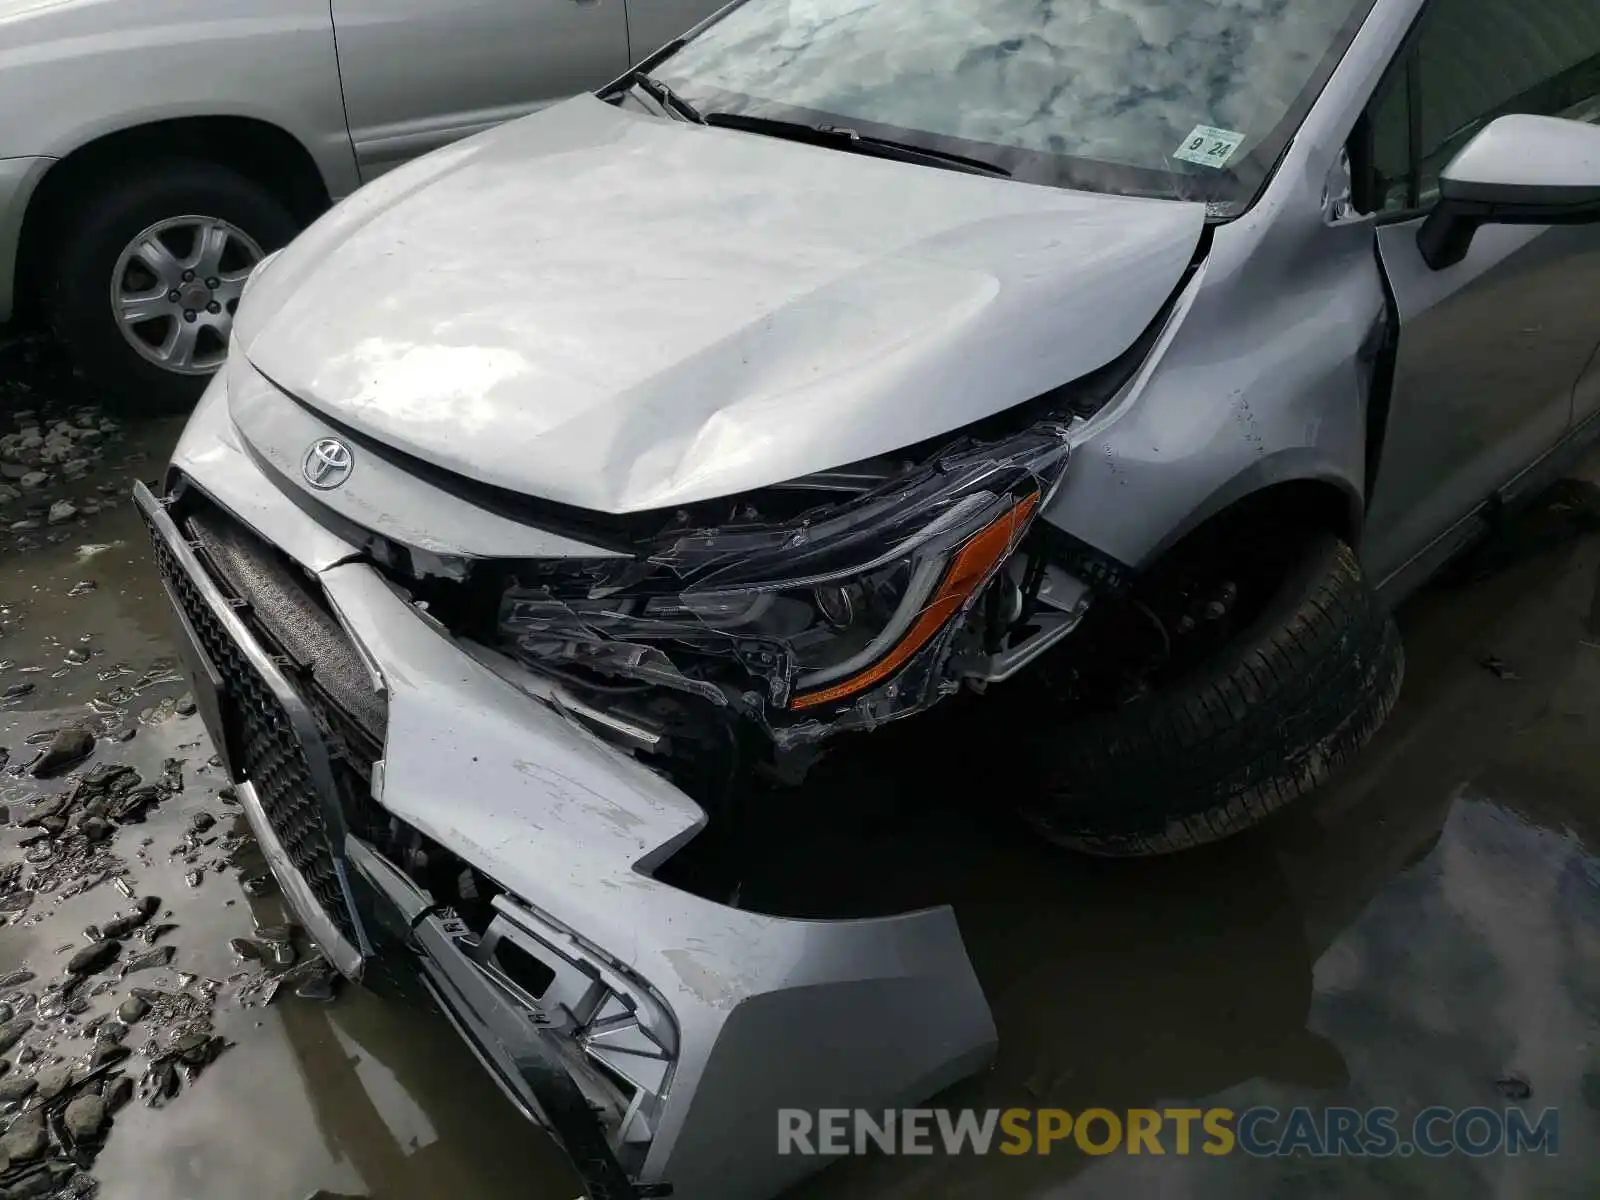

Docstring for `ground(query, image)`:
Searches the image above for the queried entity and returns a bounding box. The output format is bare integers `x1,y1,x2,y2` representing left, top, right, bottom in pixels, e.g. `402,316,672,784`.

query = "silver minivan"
138,0,1600,1196
0,0,723,408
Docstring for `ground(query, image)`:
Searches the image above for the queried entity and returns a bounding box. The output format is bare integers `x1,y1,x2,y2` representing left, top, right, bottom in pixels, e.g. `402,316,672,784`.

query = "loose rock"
116,995,150,1024
62,1094,106,1141
174,693,197,717
101,895,160,940
0,1110,46,1160
95,1018,128,1045
34,1064,73,1102
31,726,95,777
122,946,174,974
104,1075,133,1113
21,795,67,827
0,1075,36,1104
0,1018,32,1053
46,501,77,525
80,764,137,797
170,1031,210,1064
109,786,161,823
65,940,120,977
142,1058,179,1105
89,1043,130,1071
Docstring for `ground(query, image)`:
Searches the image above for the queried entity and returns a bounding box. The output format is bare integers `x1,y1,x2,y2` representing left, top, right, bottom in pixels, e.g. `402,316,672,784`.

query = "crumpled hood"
237,94,1204,514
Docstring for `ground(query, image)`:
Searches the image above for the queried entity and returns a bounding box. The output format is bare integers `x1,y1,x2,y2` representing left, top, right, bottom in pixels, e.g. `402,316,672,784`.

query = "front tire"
48,160,300,415
1022,535,1404,856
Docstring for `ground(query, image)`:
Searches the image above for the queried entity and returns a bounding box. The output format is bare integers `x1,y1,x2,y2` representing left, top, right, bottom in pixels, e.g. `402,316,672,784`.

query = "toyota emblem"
302,438,354,489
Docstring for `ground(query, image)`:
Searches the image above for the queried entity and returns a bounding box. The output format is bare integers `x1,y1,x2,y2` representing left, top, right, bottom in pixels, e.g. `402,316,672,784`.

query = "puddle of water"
0,405,581,1200
768,467,1600,1199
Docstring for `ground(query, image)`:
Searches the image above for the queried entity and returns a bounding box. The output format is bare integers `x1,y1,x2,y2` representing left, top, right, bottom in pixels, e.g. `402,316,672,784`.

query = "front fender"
1042,179,1383,571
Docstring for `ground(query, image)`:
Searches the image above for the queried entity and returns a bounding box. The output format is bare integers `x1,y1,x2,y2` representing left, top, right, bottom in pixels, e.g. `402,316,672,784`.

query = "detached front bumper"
132,388,996,1200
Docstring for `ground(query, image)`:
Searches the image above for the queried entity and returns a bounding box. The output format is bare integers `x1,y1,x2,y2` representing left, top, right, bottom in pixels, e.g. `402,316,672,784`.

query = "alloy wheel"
109,215,265,375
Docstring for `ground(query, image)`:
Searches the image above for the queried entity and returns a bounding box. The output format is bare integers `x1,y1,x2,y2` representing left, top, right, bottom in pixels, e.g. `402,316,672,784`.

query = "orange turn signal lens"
789,492,1041,710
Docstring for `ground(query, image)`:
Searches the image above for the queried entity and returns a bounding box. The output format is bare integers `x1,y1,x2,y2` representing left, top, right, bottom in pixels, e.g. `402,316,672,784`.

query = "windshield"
653,0,1379,212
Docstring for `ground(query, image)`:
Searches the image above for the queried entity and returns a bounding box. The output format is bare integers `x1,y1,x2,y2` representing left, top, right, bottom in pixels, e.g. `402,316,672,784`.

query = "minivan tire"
48,160,300,415
1022,535,1403,856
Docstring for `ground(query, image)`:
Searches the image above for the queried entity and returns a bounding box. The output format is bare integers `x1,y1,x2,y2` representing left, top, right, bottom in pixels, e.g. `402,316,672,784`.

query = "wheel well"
13,117,331,322
1037,479,1360,708
1133,479,1360,612
1189,480,1359,555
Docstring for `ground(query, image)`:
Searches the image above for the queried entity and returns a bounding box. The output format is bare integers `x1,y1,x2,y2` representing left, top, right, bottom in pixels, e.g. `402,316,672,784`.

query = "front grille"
303,685,386,841
144,518,360,947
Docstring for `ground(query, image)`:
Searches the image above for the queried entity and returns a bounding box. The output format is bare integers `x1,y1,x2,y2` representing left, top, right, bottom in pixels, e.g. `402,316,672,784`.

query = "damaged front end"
134,428,1001,1200
434,421,1088,806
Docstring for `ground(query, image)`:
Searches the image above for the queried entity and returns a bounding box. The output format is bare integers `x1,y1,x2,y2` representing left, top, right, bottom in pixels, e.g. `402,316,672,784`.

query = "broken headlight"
498,423,1070,716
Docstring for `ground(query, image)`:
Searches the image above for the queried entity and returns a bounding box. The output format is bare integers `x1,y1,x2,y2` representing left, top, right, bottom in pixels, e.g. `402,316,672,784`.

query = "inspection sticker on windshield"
1174,125,1245,168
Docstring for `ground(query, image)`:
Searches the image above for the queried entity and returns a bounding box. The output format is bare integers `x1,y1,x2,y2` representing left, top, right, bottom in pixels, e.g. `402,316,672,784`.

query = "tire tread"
1023,536,1404,856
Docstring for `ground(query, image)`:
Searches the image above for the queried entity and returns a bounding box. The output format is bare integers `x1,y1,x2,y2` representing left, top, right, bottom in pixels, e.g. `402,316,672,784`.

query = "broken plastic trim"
347,838,677,1199
497,424,1070,732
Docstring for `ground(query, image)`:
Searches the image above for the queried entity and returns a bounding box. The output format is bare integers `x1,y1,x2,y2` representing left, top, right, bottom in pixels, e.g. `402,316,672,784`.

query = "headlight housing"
498,422,1070,730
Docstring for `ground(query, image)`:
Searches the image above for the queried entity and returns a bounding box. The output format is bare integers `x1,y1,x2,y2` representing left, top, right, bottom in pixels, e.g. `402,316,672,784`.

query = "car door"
331,0,631,182
1359,0,1600,585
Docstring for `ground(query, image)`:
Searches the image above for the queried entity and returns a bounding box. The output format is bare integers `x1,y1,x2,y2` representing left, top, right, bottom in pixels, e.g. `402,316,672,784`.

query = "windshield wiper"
627,72,704,125
701,113,1011,178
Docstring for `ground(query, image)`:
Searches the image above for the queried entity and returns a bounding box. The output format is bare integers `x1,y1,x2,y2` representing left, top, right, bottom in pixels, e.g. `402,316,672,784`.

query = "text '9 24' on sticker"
1174,125,1245,168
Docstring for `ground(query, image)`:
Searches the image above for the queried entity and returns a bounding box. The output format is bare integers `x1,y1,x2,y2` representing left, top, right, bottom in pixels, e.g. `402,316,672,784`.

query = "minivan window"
653,0,1380,213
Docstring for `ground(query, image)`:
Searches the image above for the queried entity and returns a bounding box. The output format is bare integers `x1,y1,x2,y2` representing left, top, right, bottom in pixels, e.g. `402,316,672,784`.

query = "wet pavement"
2,333,1599,1198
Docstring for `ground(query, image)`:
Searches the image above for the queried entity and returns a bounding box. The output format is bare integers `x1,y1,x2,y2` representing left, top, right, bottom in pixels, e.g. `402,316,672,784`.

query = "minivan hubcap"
110,216,265,375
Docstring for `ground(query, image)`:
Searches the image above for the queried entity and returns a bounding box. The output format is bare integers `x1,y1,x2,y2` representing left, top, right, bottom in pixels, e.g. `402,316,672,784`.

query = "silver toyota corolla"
136,0,1600,1195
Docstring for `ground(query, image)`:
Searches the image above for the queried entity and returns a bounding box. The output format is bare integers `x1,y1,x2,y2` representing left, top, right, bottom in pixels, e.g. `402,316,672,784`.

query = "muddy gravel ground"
3,331,1600,1199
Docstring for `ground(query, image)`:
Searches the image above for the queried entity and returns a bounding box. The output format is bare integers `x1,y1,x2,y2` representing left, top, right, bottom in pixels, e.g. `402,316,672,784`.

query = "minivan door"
332,0,631,182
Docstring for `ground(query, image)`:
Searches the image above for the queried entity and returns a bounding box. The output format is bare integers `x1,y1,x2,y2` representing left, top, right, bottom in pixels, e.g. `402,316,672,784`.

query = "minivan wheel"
47,160,299,414
1021,534,1403,856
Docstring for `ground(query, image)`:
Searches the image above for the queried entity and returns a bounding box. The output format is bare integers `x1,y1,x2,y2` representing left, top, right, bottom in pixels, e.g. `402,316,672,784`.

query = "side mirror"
1417,113,1600,270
